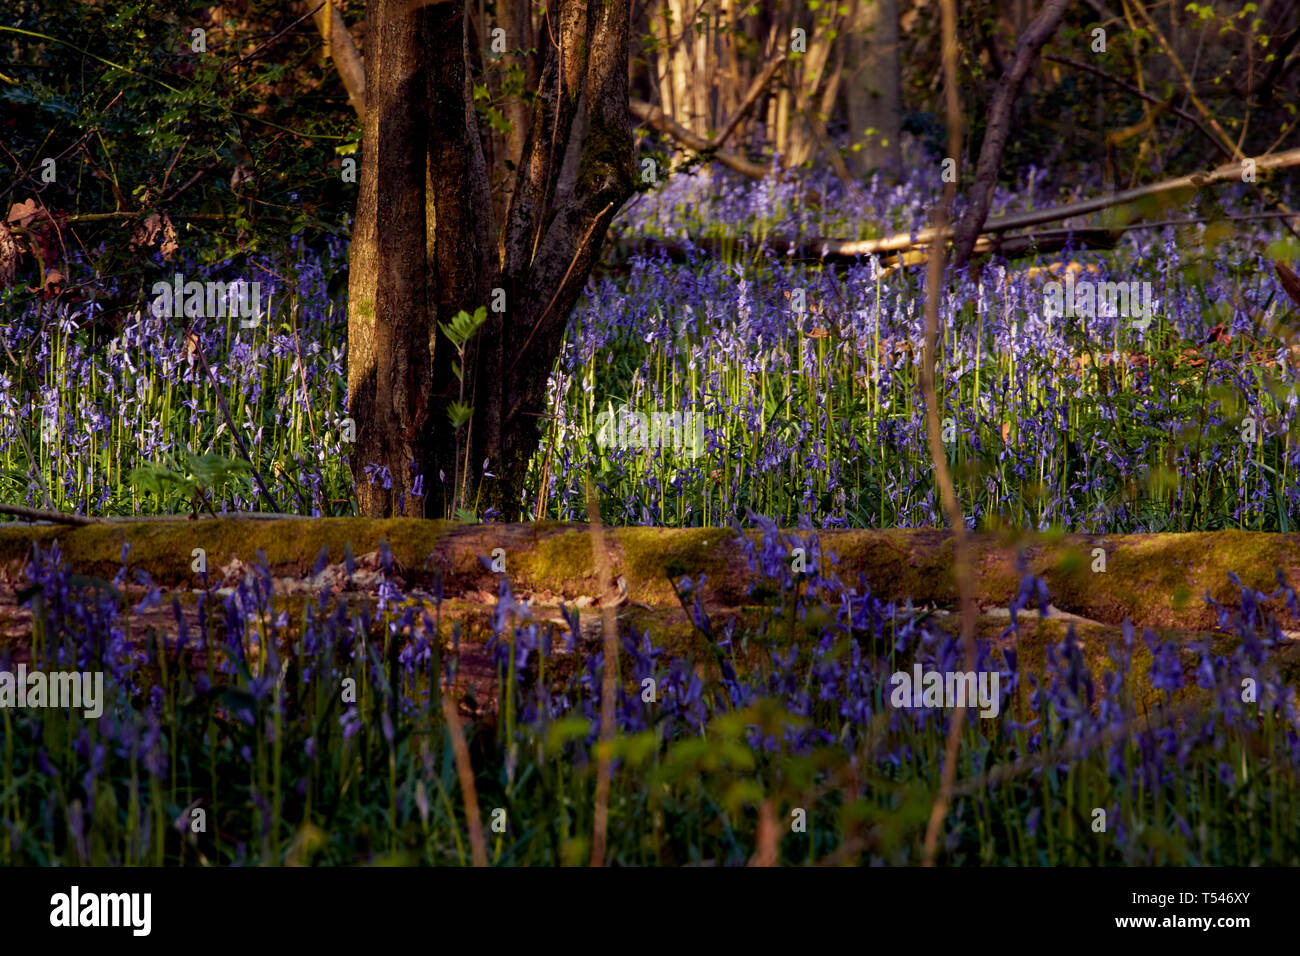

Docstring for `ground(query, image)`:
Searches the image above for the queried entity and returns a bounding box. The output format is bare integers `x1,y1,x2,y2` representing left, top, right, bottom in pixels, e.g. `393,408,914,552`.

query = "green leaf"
447,401,474,429
545,717,592,754
127,463,195,501
439,307,489,349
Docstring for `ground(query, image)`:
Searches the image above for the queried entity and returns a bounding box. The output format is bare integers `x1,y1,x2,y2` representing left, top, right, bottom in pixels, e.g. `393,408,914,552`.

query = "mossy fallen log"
0,519,1295,631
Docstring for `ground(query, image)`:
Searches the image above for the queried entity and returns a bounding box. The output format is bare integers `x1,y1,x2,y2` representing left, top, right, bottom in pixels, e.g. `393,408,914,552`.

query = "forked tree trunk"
347,0,635,520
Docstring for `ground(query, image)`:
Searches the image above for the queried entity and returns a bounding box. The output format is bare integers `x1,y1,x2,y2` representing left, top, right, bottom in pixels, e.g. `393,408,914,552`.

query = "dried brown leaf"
6,198,60,267
0,222,18,289
1276,261,1300,309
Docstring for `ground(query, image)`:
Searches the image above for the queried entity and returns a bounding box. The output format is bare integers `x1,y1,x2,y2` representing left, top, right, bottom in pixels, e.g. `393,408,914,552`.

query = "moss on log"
0,519,1296,631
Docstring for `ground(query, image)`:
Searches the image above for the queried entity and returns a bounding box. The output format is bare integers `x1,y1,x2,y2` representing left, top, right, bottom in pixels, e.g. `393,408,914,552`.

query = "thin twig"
508,202,614,378
234,3,327,68
920,0,976,868
586,476,620,867
160,135,191,196
441,691,488,867
1044,54,1231,161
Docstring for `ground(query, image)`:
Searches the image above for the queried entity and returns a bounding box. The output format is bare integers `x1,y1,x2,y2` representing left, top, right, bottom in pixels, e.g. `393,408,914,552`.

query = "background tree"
846,0,902,176
5,0,1299,520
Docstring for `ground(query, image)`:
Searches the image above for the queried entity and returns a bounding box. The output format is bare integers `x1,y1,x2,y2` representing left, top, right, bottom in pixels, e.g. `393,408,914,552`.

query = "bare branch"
713,52,787,150
630,99,771,180
310,1,366,121
920,0,975,869
951,0,1073,269
1044,54,1232,162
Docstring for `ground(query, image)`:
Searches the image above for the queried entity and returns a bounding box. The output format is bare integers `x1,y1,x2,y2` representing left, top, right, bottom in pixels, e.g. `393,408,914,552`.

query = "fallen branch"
934,148,1300,247
713,53,787,150
609,209,1300,268
0,503,103,526
651,148,1300,260
629,99,771,180
608,226,1120,266
5,521,1286,635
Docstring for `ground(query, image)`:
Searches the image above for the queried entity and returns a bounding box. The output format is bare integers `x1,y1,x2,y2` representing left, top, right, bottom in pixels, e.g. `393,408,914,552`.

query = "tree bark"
347,0,636,521
846,0,902,176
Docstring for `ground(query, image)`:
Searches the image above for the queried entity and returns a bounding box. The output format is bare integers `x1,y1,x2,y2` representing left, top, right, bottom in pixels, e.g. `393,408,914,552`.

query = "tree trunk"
347,0,636,521
847,0,902,177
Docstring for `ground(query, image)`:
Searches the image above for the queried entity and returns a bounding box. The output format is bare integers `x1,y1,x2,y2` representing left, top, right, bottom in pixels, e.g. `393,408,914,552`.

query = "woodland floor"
3,518,1300,715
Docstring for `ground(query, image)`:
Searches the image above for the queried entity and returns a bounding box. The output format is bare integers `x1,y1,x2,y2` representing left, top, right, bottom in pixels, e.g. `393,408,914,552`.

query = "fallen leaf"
6,198,60,267
129,211,179,259
7,198,45,228
0,222,17,288
1276,261,1300,309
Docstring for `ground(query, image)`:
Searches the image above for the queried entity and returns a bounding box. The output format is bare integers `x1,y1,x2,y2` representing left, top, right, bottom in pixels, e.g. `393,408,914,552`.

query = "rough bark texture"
348,0,444,519
847,0,902,176
347,0,635,521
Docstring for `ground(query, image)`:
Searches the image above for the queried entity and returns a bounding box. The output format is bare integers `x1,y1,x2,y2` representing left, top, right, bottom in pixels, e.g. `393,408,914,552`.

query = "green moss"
573,36,586,85
7,523,1300,636
517,528,595,590
619,604,698,656
1041,530,1294,629
833,530,958,604
0,518,458,583
577,112,634,204
617,526,732,603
